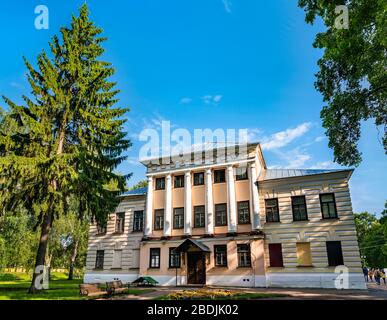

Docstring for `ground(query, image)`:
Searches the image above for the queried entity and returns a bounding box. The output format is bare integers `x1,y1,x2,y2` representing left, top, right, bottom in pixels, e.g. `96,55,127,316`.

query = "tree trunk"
68,238,79,280
28,211,54,293
28,127,65,293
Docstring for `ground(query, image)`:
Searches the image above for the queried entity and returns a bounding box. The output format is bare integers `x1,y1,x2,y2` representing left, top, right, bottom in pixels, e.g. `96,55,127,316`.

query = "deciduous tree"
298,0,386,166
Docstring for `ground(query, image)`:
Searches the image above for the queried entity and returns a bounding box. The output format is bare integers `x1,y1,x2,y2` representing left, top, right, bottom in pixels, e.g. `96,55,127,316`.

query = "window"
235,167,248,180
194,205,205,228
326,241,344,266
215,203,227,226
265,199,280,222
296,243,312,266
169,248,180,268
237,201,250,224
112,250,122,269
155,177,165,190
96,223,106,235
173,208,184,229
174,175,184,188
237,244,251,267
292,196,308,221
268,244,283,267
193,172,205,186
149,248,160,268
133,210,144,232
115,212,125,233
154,209,164,230
214,245,227,267
95,250,104,269
320,193,338,219
214,169,226,183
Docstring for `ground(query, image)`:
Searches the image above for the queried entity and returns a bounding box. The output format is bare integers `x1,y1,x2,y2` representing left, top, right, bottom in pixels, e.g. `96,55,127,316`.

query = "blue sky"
0,0,385,214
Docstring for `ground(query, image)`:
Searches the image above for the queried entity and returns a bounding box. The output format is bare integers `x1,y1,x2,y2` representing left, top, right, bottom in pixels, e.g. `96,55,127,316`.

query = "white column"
184,171,192,236
164,174,172,237
205,169,214,235
227,165,237,233
144,176,153,237
249,162,261,230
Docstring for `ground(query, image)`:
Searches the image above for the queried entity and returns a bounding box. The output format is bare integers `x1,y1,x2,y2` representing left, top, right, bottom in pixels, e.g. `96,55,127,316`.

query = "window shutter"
269,243,283,267
296,243,312,266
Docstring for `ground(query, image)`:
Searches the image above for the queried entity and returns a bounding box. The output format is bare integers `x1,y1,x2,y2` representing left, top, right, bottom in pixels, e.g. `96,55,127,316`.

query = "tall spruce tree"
0,5,130,292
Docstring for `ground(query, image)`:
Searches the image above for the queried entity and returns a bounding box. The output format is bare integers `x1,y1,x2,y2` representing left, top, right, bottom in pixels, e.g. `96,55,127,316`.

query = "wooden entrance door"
187,252,206,285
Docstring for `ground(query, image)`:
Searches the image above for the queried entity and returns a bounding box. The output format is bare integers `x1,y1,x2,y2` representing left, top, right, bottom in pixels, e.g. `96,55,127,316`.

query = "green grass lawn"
0,272,153,300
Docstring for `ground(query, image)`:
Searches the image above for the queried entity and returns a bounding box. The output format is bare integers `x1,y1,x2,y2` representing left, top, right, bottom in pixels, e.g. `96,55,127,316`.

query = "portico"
144,159,262,240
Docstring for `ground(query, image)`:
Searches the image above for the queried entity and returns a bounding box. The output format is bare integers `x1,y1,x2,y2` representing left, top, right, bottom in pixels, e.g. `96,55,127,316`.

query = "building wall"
259,172,366,289
235,179,252,233
171,187,184,236
192,183,206,236
84,196,145,283
139,237,266,287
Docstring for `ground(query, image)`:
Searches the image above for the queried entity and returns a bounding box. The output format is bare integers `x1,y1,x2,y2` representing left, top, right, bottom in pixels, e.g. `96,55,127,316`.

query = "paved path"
110,283,387,300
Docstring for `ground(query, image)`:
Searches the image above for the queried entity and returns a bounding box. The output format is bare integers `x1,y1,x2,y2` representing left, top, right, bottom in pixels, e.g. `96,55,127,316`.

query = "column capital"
184,170,191,176
165,173,172,179
146,175,153,181
226,164,234,170
249,161,256,168
205,168,212,174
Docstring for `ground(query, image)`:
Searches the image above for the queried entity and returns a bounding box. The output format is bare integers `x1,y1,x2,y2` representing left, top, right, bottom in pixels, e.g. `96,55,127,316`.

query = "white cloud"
142,114,167,130
313,161,333,169
203,94,223,105
222,0,232,13
261,122,312,150
203,95,212,104
180,97,192,104
312,161,342,169
149,117,164,129
314,136,325,142
270,148,311,169
213,95,223,103
246,128,261,142
138,114,178,136
287,153,311,168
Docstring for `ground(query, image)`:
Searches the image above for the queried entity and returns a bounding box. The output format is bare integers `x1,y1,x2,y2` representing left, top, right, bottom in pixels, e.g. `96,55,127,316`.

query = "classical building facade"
84,143,366,289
